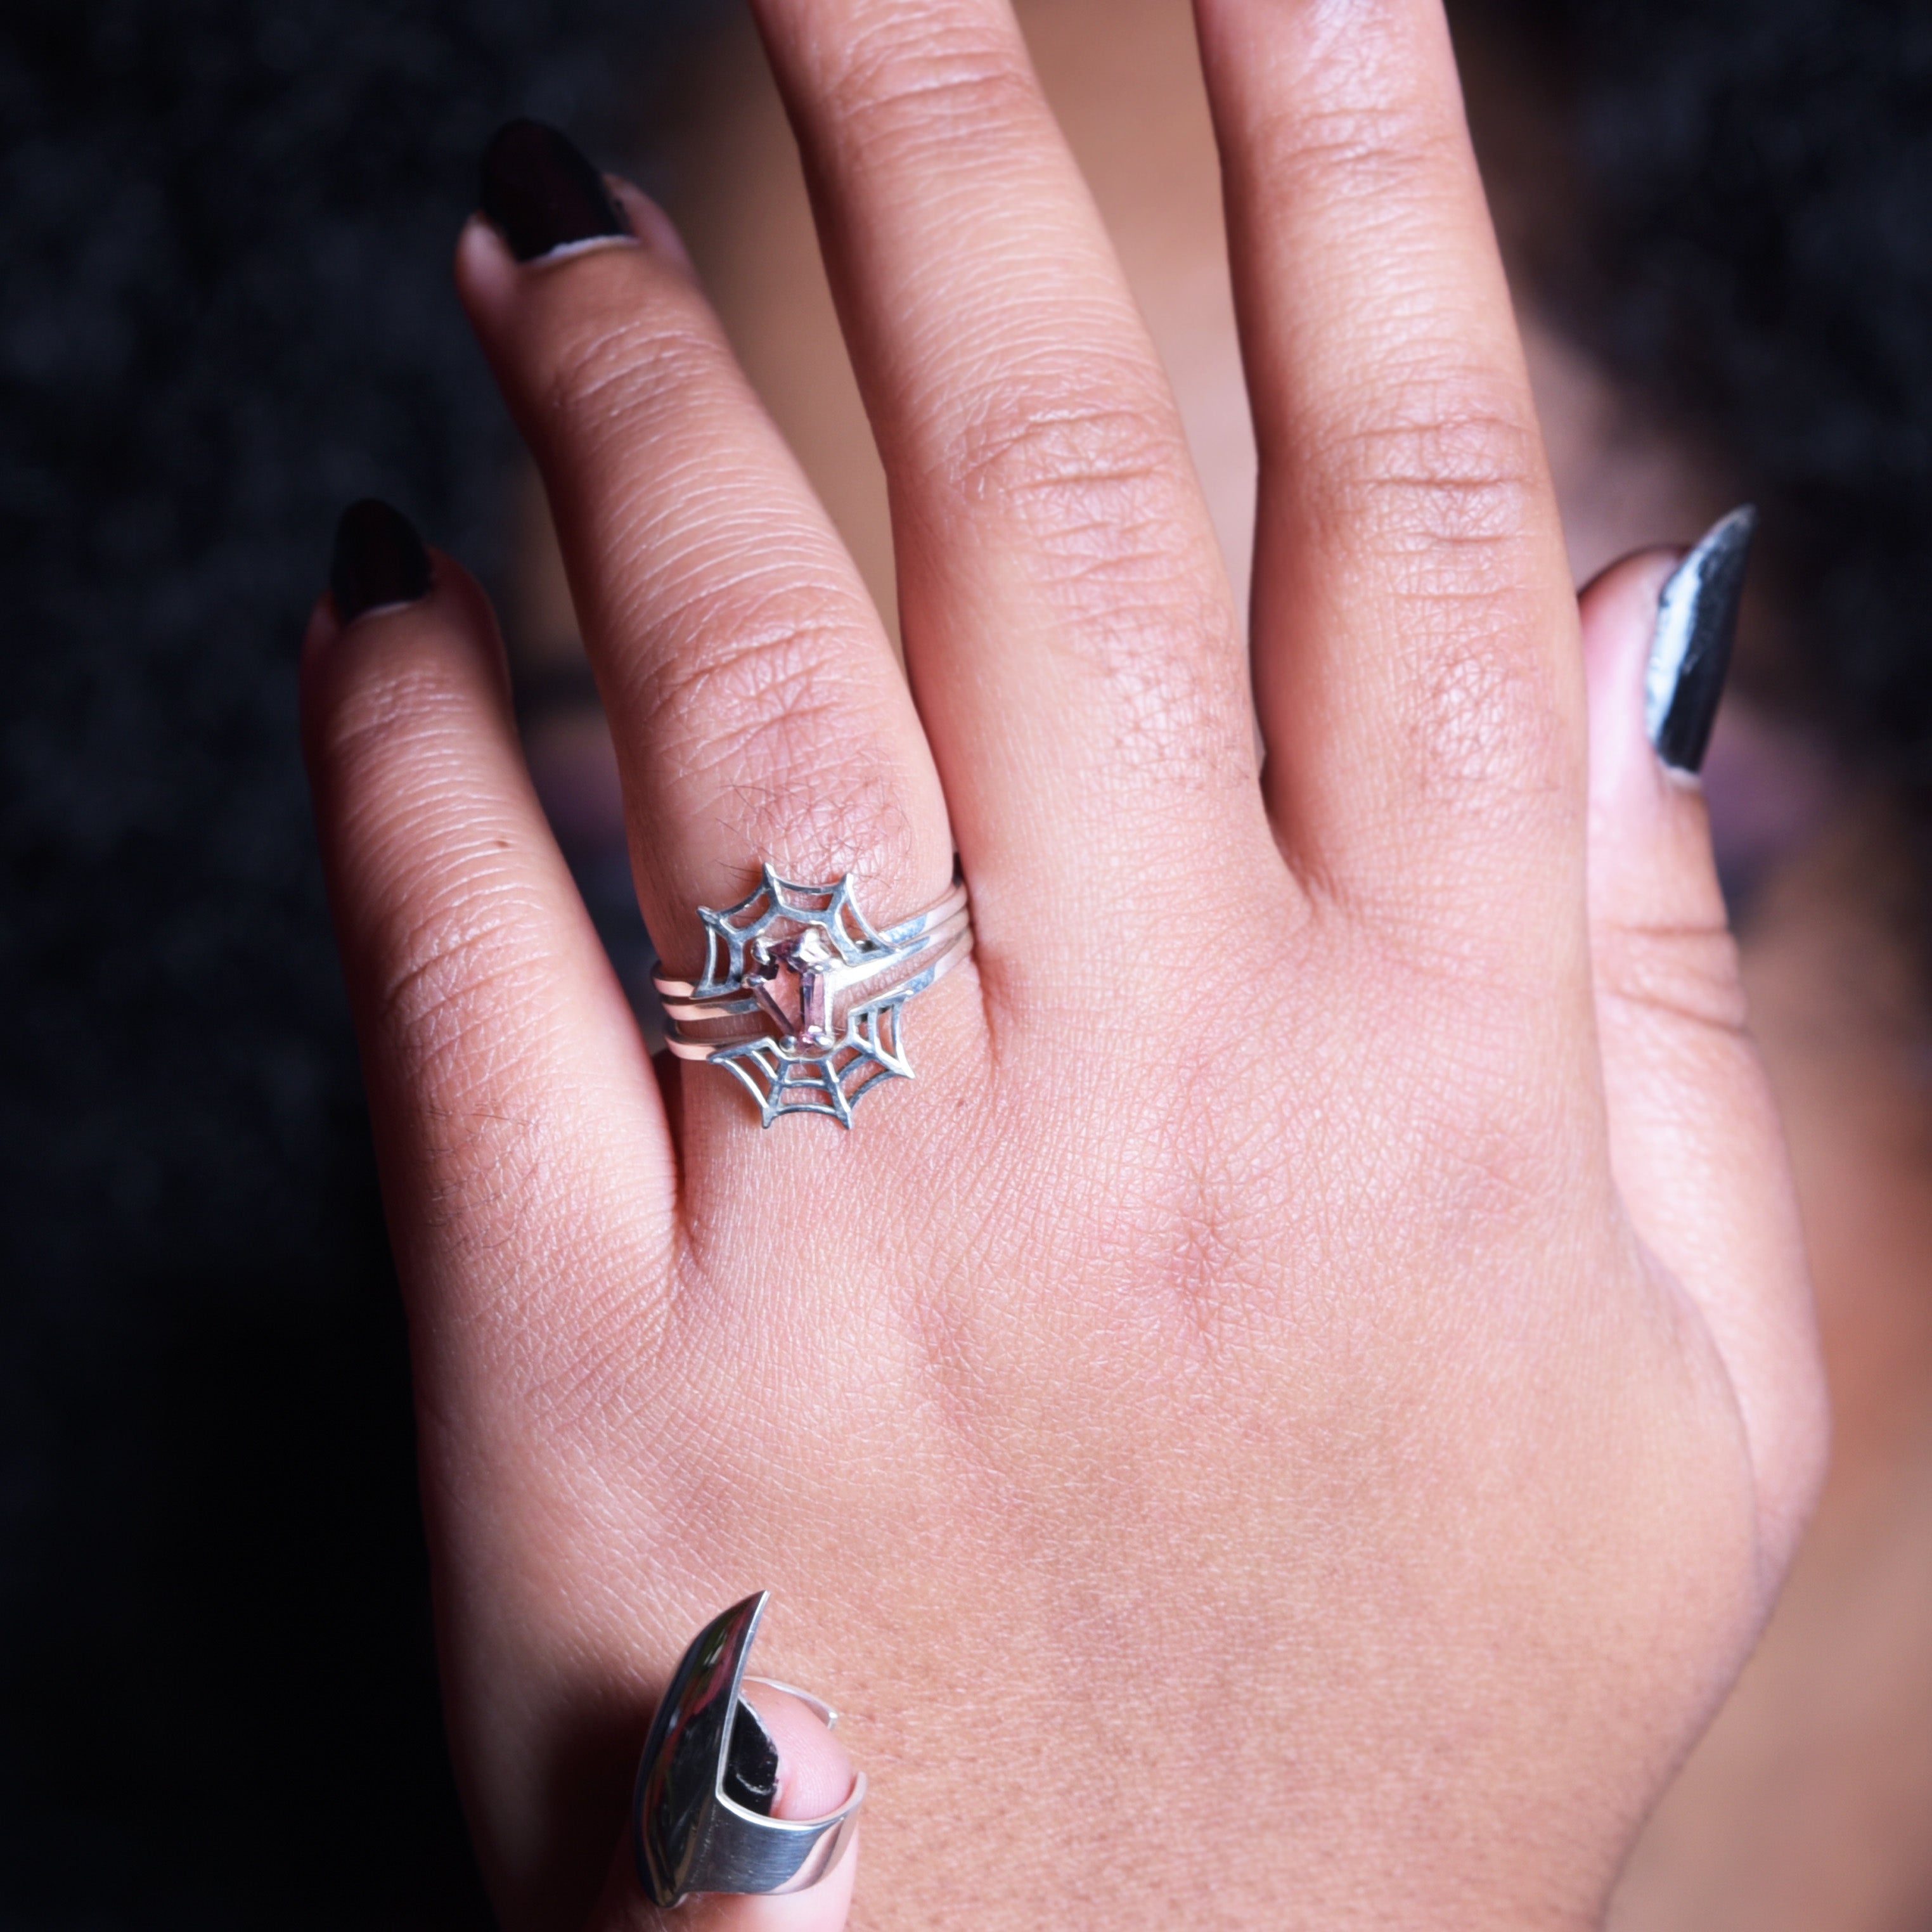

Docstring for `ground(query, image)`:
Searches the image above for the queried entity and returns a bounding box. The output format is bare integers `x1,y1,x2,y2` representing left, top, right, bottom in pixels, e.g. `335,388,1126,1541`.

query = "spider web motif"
695,866,919,1128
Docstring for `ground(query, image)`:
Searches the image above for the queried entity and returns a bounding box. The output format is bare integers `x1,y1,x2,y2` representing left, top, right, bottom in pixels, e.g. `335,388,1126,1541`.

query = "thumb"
1583,512,1826,1581
584,1681,859,1932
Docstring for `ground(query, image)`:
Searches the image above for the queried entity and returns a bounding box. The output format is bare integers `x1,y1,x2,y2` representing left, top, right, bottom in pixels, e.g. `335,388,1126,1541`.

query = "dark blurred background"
0,3,708,1922
1,0,1928,1923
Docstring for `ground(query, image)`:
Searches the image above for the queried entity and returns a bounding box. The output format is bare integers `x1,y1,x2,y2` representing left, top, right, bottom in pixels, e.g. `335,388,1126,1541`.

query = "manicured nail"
723,1698,780,1816
1645,505,1756,773
479,119,629,262
330,499,431,623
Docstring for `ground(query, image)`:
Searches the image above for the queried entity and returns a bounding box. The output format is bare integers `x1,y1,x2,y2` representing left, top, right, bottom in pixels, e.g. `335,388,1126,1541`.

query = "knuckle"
1407,618,1569,815
1593,918,1750,1038
1379,1012,1576,1258
318,655,464,780
823,18,1040,165
534,309,724,453
640,588,916,877
1315,378,1569,815
946,380,1239,770
316,655,543,868
1253,98,1464,212
1421,1100,1555,1251
1325,375,1545,559
416,1095,558,1266
1317,967,1566,1273
314,650,581,1247
371,902,584,1251
372,889,555,1071
640,583,851,770
949,378,1181,527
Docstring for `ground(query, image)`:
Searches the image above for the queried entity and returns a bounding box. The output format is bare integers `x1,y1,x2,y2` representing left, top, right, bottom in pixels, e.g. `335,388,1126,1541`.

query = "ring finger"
456,125,960,1138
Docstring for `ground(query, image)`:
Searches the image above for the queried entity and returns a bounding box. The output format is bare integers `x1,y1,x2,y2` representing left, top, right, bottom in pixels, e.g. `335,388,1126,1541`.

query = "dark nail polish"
479,119,628,262
1645,505,1756,773
723,1699,779,1817
330,499,431,622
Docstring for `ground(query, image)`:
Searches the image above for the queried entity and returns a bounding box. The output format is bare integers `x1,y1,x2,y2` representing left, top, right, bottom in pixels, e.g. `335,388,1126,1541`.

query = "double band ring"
655,865,974,1126
632,1592,865,1908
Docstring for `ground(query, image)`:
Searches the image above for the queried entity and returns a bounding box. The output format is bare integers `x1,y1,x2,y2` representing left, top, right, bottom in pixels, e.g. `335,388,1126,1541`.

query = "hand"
301,2,1824,1926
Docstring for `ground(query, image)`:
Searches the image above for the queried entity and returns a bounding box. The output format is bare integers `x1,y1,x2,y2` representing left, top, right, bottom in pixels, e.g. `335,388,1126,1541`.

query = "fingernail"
723,1698,780,1816
479,119,629,262
1645,505,1756,773
330,499,431,623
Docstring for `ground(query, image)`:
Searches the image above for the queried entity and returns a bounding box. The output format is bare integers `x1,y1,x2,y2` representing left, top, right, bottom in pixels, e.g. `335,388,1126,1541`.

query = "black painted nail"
479,119,628,262
723,1698,780,1817
330,499,431,623
1645,505,1756,773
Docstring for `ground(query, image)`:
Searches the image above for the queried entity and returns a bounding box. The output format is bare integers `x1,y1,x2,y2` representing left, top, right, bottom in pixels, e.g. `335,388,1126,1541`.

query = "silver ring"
631,1592,864,1909
654,865,973,1127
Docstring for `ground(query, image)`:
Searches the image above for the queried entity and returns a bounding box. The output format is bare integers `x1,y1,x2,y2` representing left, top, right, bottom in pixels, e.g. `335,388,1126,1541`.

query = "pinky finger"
301,501,678,1403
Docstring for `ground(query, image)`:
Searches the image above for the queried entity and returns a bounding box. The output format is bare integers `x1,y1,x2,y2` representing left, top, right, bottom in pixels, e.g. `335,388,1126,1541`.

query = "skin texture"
300,2,1825,1926
631,10,1932,1924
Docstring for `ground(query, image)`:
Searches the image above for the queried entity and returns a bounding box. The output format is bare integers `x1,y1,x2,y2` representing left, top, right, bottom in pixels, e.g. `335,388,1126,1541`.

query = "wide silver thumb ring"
631,1592,865,1908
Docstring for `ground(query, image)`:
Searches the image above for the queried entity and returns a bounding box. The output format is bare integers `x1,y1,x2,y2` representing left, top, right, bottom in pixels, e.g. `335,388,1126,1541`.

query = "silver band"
632,1592,864,1908
654,865,974,1126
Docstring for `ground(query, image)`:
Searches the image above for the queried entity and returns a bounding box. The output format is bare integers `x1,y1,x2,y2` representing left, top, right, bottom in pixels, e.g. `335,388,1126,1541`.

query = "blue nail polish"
1644,506,1756,774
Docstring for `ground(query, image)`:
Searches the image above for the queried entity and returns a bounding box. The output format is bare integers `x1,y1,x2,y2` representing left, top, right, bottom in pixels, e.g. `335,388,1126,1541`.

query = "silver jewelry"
632,1592,864,1908
655,865,972,1126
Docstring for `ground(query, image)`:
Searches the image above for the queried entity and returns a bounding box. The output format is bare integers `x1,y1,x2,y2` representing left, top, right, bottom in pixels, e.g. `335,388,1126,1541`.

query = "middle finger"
750,0,1283,958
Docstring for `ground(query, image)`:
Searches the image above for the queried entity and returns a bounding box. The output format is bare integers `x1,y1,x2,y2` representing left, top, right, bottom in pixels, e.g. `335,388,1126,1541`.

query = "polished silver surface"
745,1676,840,1730
655,866,973,1126
632,1592,864,1909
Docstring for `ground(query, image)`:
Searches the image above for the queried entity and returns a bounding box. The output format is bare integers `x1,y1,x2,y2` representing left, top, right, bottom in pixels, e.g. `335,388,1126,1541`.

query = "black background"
0,3,702,1921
